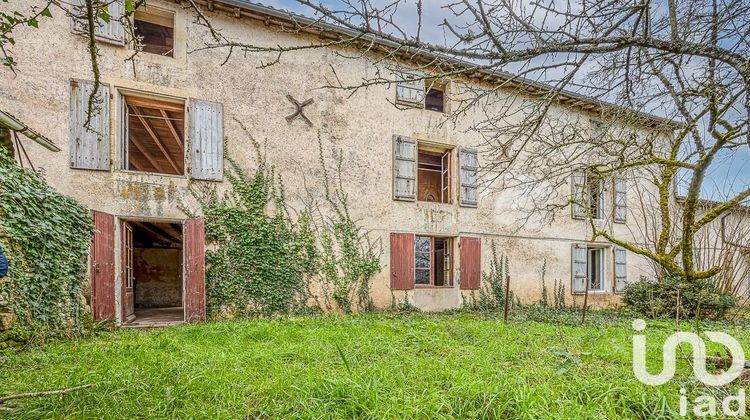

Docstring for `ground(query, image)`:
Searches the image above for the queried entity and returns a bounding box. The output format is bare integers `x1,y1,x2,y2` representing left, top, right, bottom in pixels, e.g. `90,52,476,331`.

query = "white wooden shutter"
614,247,628,292
71,0,125,45
571,170,586,219
189,99,224,181
396,72,425,107
613,175,627,223
393,135,416,200
69,79,111,170
459,148,478,207
571,243,587,294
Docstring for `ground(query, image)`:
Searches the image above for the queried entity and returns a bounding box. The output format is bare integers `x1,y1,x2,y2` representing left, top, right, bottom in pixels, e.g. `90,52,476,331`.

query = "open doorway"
122,220,184,325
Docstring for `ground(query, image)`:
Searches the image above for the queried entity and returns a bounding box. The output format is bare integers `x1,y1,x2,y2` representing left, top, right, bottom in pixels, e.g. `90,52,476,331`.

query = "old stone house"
3,0,739,324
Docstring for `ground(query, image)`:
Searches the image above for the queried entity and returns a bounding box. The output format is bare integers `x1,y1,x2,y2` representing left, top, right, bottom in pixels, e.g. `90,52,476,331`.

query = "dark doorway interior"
128,221,183,324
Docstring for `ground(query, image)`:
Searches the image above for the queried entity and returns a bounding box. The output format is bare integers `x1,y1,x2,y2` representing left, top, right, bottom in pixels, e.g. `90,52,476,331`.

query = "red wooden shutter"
91,211,116,320
460,236,481,290
183,217,206,322
390,233,415,290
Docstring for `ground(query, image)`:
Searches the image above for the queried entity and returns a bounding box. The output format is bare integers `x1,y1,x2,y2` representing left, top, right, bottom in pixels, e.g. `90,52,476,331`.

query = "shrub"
622,275,737,320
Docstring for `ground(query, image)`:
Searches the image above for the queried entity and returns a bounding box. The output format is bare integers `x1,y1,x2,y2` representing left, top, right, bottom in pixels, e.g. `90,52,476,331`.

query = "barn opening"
123,220,184,324
417,145,451,203
120,94,185,175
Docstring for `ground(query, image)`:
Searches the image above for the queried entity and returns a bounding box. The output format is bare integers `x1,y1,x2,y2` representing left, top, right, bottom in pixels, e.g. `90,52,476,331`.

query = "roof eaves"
212,0,681,129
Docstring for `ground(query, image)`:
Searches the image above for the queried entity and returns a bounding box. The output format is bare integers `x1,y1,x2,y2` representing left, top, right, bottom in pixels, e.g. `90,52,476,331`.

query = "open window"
415,236,453,287
134,7,175,57
425,79,447,113
120,94,185,175
587,172,606,219
395,73,449,112
572,244,612,293
417,145,451,203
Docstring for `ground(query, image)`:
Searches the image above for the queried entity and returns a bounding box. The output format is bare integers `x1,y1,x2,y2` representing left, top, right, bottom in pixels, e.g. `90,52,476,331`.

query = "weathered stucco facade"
2,0,709,320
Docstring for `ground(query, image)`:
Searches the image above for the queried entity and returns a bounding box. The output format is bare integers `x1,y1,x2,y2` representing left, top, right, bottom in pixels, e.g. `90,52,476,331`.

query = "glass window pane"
416,252,430,269
415,236,431,253
415,269,430,284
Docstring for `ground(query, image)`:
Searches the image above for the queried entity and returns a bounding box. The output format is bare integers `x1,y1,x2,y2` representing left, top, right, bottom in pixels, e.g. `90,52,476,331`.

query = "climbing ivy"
190,154,317,317
187,129,381,317
314,135,381,314
0,147,93,344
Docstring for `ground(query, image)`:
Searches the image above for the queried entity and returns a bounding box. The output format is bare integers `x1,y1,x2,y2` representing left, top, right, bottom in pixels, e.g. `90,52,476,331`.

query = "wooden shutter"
91,211,115,321
71,0,125,45
614,247,628,292
571,170,586,219
189,99,224,181
390,233,415,290
395,72,425,107
393,135,416,201
460,236,481,290
184,217,206,322
459,148,478,207
69,80,110,170
571,243,587,294
613,175,627,223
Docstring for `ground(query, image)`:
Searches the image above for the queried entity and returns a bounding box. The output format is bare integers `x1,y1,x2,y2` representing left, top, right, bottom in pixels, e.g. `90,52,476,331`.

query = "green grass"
1,311,748,418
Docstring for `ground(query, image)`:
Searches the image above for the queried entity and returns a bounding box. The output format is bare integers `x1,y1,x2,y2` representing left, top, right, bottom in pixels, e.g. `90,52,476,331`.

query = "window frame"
424,79,448,113
587,247,606,292
414,236,454,288
416,142,453,204
116,89,187,178
586,172,606,220
133,6,176,58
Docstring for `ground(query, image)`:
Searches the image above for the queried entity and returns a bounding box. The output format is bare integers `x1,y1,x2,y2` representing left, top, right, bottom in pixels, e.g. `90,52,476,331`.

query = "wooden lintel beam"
133,222,179,246
130,105,181,174
129,134,166,173
124,96,184,113
159,109,184,154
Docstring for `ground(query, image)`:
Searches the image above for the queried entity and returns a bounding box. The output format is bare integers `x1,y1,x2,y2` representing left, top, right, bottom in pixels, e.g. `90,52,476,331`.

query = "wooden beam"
124,96,184,113
129,134,166,173
160,109,184,154
132,222,179,246
130,105,180,174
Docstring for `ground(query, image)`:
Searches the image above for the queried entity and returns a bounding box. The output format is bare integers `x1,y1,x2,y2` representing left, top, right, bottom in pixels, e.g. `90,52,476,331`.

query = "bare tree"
4,0,750,282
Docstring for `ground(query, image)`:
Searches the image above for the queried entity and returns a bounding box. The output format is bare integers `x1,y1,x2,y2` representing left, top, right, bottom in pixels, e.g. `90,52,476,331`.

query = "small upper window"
424,79,447,113
134,8,175,57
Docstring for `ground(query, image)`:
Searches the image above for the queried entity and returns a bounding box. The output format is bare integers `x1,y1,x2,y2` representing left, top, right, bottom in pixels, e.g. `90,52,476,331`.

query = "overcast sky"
257,0,749,200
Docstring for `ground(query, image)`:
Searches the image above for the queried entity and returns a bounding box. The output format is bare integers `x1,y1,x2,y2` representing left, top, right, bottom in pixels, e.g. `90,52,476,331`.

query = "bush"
622,275,737,320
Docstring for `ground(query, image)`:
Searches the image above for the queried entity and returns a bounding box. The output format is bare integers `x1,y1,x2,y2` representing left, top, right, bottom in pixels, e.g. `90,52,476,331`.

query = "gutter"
210,0,681,130
0,110,61,152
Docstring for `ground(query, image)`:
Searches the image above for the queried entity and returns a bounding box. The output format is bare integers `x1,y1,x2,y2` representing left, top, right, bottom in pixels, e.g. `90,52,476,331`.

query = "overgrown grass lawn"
1,312,747,418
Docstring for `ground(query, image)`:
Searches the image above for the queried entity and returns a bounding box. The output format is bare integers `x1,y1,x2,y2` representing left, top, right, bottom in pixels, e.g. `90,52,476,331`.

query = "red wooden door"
183,217,206,322
390,233,415,290
121,222,135,322
91,211,116,320
459,236,481,290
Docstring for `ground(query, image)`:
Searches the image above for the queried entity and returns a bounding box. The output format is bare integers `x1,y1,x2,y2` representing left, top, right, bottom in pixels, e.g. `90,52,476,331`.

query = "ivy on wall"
191,156,317,317
188,127,381,317
0,147,93,343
